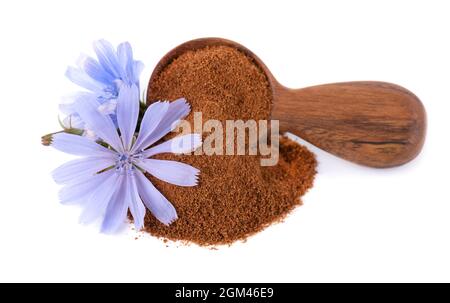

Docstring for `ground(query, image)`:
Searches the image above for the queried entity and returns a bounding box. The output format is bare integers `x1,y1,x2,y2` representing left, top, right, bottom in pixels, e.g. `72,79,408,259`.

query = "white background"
0,0,449,282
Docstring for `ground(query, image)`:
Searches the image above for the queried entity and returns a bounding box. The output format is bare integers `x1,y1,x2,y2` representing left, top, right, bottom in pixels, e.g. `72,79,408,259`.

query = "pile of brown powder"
143,45,317,246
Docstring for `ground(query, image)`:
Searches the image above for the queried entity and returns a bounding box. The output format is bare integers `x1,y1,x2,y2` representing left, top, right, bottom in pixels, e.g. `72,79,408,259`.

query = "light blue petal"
117,42,131,69
59,169,114,204
117,42,133,84
60,93,92,128
62,114,84,129
134,98,190,151
136,159,199,187
97,99,117,115
116,84,139,150
132,61,144,85
59,92,93,115
65,66,103,93
51,133,115,157
52,156,115,185
81,56,115,85
134,169,177,225
141,134,202,158
131,101,170,152
79,171,121,224
73,94,123,152
93,39,123,79
100,174,129,233
127,173,146,230
59,103,76,116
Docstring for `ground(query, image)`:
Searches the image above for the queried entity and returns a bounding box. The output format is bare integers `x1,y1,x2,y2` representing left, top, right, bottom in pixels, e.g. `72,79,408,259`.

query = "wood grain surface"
272,81,426,167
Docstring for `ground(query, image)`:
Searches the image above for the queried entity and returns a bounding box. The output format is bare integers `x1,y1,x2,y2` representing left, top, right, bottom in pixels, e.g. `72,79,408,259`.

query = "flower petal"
59,102,76,116
97,99,117,115
136,159,199,187
51,133,115,157
116,84,139,150
65,66,103,93
93,39,123,79
73,94,123,152
117,42,133,84
132,61,144,85
60,93,92,128
100,174,129,233
59,92,92,115
127,173,146,230
58,169,115,205
81,55,115,85
52,156,115,185
117,42,131,68
135,98,190,151
79,171,121,224
134,169,177,225
141,134,202,158
62,114,84,129
131,101,170,152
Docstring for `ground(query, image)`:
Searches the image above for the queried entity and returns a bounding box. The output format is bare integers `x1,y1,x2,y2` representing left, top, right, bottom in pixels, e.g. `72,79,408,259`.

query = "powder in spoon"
143,45,317,246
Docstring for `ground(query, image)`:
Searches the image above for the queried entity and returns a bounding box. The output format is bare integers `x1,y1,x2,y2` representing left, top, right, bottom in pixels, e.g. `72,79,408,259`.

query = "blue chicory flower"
51,86,201,233
61,39,144,129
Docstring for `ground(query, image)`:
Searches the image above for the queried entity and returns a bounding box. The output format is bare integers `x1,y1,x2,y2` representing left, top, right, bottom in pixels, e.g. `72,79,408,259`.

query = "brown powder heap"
143,45,317,246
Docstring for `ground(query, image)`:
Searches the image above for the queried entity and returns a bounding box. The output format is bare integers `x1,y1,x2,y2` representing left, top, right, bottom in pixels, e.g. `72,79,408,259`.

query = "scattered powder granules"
142,45,317,246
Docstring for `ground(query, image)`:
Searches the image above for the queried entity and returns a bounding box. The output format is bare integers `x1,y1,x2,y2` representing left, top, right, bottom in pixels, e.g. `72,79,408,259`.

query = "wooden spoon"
147,38,426,168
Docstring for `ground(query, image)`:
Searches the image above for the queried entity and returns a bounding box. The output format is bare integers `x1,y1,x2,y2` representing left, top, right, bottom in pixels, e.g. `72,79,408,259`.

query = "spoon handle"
272,81,426,167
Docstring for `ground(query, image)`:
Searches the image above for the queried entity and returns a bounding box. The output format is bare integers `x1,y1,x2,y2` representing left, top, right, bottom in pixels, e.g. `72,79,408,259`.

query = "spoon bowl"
147,38,426,168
